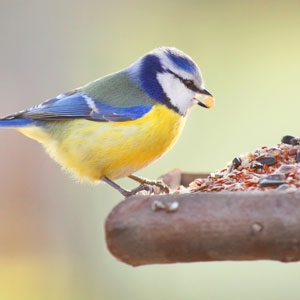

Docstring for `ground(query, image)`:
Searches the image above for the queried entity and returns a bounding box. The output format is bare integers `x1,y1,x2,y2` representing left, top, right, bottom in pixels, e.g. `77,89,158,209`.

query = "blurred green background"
1,0,300,299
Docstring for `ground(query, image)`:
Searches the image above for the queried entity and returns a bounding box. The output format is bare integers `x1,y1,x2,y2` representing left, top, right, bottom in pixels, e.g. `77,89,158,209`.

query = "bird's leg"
102,176,153,197
128,174,170,194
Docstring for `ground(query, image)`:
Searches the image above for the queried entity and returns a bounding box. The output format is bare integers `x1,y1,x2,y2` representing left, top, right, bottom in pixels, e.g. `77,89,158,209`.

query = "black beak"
194,89,215,109
200,89,213,97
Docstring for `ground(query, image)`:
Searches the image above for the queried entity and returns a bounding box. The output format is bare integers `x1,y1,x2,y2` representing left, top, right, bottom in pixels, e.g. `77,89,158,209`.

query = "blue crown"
163,47,198,74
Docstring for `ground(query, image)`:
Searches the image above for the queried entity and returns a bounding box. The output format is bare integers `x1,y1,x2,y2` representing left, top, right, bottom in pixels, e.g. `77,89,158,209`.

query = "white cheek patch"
157,72,194,115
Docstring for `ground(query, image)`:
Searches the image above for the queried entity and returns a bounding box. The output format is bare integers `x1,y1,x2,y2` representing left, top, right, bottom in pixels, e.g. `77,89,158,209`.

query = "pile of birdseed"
181,135,300,193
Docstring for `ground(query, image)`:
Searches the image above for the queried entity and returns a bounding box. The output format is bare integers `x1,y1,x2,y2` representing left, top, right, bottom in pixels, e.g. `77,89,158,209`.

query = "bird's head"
127,47,215,116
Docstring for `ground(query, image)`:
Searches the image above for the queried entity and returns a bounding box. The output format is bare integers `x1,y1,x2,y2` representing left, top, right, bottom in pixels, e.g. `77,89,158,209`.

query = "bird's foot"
128,174,170,194
102,175,170,198
121,183,155,197
142,179,170,194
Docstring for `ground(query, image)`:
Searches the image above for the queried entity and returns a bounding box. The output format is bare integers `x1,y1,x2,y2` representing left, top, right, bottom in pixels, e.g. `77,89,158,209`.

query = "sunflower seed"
256,156,277,166
259,174,286,187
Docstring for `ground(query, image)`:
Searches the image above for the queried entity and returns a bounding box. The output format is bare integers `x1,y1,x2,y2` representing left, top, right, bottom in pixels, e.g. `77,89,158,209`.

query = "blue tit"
0,47,215,196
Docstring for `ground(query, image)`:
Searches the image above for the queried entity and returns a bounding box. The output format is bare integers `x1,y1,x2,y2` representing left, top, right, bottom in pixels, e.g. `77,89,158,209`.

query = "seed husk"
259,174,286,187
281,135,295,145
256,156,277,166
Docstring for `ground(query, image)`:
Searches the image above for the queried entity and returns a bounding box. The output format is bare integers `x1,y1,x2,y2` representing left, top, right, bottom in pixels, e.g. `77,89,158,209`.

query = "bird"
0,47,214,197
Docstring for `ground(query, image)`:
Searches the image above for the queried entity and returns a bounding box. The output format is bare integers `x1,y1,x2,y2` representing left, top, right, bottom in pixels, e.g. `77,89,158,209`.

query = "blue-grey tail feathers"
0,118,34,128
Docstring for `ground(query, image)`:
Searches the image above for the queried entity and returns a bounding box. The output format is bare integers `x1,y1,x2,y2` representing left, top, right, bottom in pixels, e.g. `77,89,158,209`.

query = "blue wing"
0,90,153,127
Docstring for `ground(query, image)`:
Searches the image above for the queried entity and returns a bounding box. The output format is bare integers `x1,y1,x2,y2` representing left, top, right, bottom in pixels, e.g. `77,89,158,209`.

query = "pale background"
0,1,300,299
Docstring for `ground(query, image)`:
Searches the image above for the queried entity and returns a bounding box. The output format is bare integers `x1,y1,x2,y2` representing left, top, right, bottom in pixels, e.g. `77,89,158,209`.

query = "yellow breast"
18,104,186,182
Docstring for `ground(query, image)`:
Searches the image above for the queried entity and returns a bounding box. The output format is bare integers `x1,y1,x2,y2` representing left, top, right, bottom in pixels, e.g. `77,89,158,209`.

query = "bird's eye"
183,79,194,89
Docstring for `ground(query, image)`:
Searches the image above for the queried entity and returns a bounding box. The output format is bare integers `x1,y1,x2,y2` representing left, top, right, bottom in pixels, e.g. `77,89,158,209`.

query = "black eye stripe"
166,69,200,92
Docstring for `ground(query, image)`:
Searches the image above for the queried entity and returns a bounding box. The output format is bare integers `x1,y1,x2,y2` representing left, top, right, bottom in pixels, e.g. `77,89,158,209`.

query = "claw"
150,180,170,194
122,181,170,197
102,175,170,198
122,183,153,197
128,174,170,195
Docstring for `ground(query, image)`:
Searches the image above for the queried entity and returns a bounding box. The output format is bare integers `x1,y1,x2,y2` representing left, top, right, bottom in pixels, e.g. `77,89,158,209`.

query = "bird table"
105,139,300,266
